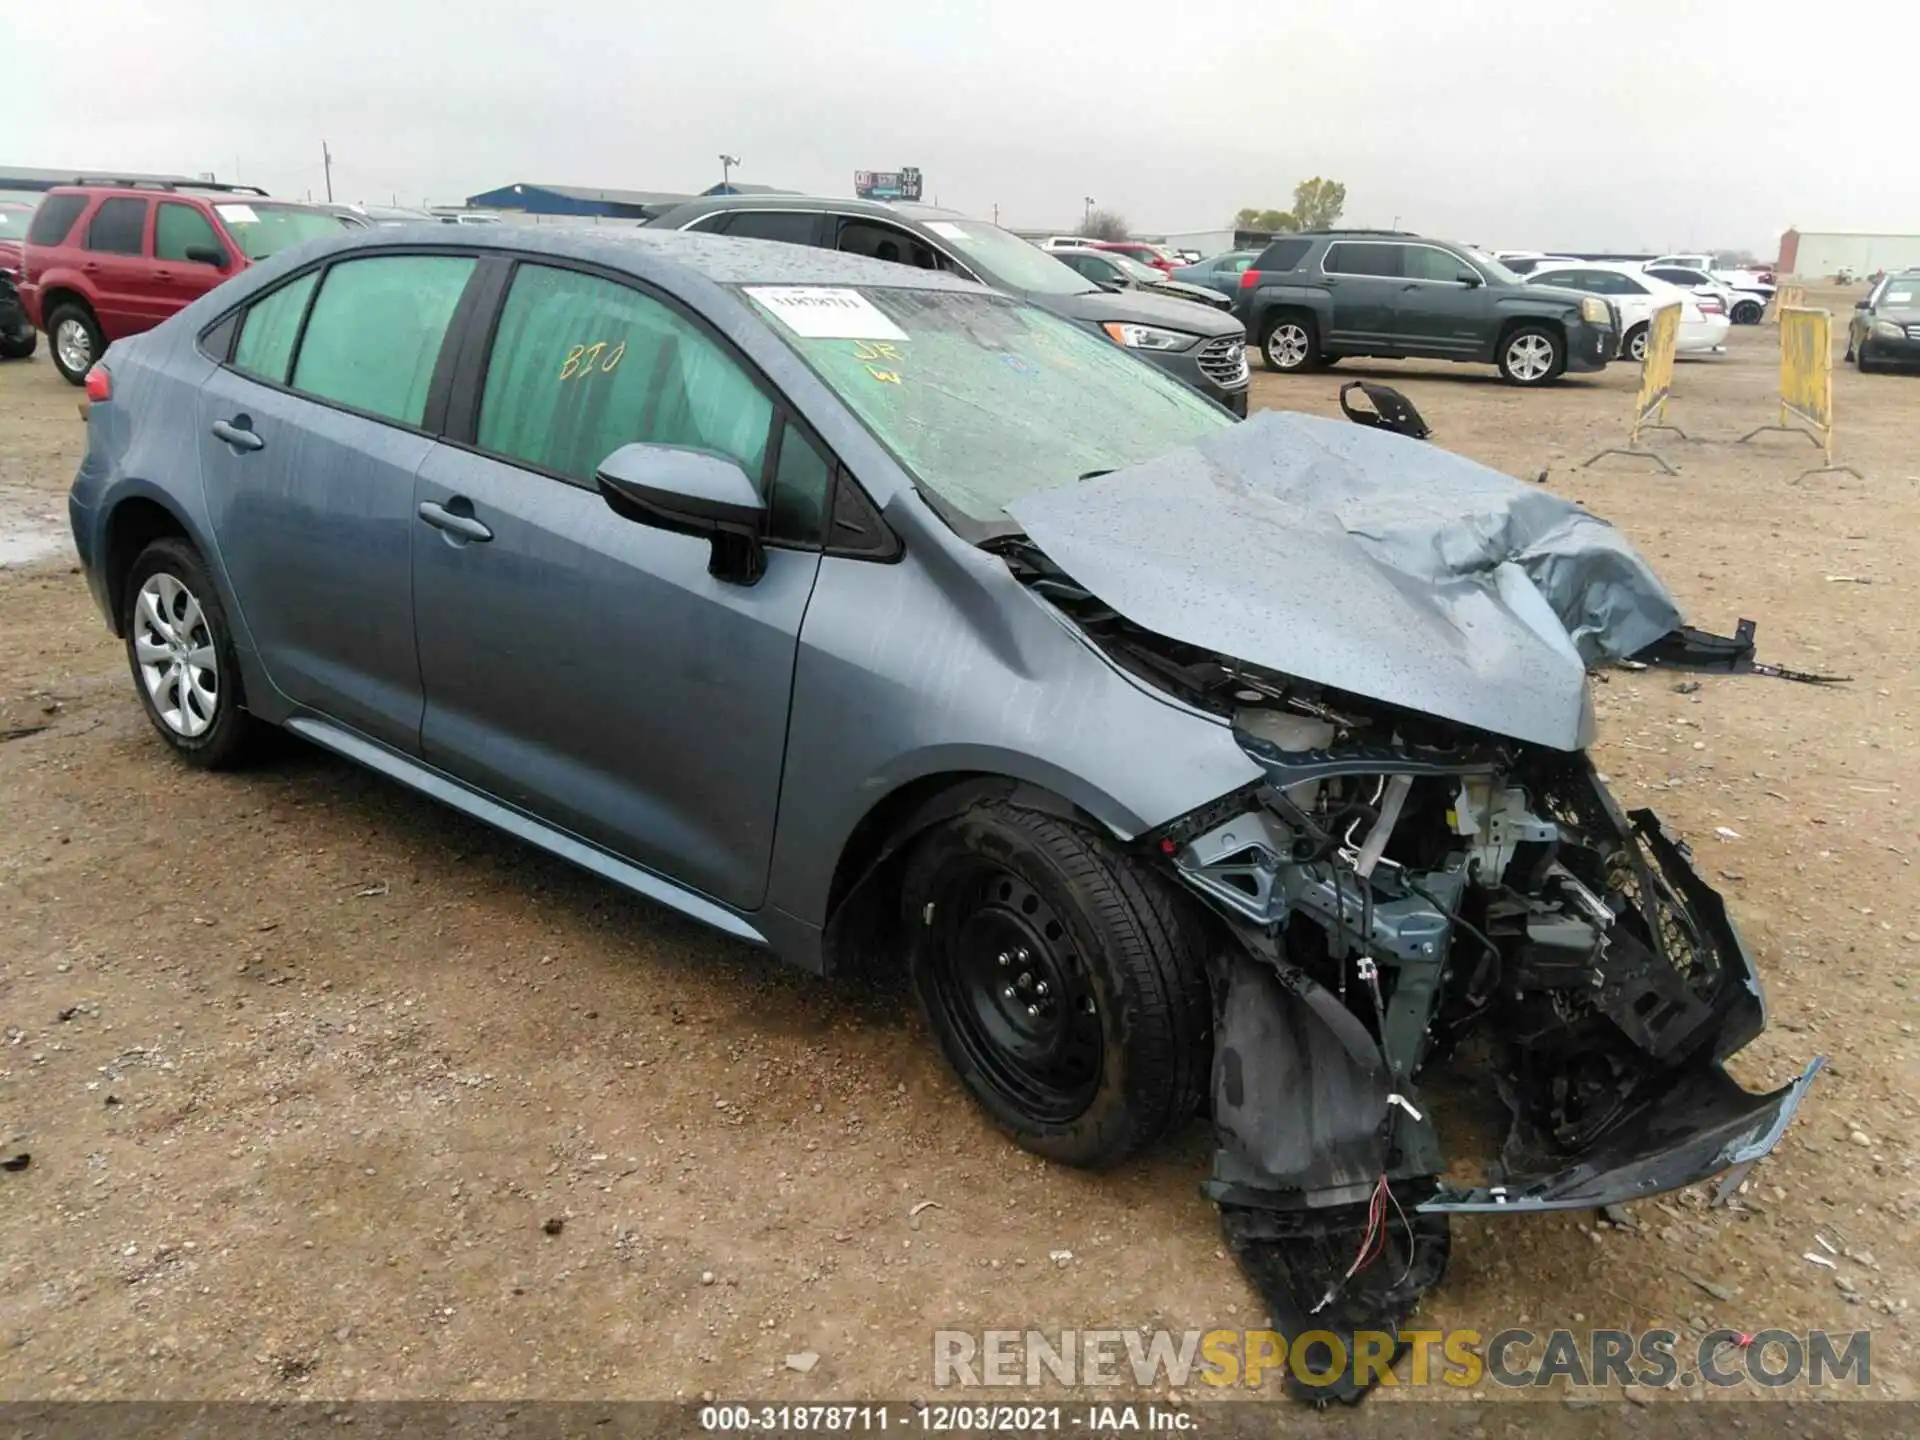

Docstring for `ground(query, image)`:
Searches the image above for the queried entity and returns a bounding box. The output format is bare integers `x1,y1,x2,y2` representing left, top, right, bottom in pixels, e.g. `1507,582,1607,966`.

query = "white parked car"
1492,250,1581,276
1645,258,1773,323
1527,262,1730,361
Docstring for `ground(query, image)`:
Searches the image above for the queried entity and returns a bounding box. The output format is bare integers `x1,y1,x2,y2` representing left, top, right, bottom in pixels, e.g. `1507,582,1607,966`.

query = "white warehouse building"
1779,229,1920,278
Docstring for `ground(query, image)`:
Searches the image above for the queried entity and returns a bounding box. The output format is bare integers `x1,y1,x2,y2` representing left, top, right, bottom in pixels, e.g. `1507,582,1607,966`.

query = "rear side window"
837,220,943,271
233,271,320,383
27,194,87,246
290,255,475,425
1323,242,1403,278
721,212,820,246
1251,238,1311,272
155,203,222,262
476,263,773,486
85,198,149,255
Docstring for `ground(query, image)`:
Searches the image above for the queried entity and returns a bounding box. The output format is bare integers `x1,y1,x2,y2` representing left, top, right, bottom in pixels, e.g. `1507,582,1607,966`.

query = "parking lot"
1,302,1915,1406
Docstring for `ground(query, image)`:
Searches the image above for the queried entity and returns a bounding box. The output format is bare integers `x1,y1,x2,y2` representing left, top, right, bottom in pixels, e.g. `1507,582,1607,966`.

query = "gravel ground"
0,297,1914,1416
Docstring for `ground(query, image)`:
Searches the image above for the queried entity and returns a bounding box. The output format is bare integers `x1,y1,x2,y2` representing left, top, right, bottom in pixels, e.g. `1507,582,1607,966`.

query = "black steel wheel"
902,800,1210,1168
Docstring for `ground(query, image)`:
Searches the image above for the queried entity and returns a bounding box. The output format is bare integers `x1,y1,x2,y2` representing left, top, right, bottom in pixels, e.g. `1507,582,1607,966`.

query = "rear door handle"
417,500,493,543
210,417,265,452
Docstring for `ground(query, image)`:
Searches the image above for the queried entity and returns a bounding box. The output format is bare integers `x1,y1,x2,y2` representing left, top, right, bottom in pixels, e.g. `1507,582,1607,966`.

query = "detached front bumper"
1569,319,1619,372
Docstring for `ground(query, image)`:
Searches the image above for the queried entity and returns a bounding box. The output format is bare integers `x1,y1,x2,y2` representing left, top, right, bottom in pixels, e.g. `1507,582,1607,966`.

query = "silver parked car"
67,225,1816,1398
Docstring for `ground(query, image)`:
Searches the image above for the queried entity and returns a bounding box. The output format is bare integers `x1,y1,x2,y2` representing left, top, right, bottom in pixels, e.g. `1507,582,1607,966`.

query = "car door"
151,201,234,314
1389,243,1491,356
78,196,154,338
410,259,831,911
195,250,478,751
1318,241,1404,350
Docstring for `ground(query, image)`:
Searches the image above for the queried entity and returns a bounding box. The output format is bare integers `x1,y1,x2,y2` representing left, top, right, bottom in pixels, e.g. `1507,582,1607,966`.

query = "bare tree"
1079,208,1130,242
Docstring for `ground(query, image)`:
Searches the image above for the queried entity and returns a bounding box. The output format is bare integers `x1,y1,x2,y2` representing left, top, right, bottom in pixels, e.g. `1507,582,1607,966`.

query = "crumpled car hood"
1005,410,1684,751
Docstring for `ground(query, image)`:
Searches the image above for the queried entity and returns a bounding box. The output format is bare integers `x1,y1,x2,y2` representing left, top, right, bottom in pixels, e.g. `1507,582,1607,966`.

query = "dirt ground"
1,296,1915,1416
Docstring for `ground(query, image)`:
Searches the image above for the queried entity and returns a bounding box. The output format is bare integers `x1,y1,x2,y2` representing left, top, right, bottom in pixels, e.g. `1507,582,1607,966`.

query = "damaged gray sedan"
72,229,1817,1401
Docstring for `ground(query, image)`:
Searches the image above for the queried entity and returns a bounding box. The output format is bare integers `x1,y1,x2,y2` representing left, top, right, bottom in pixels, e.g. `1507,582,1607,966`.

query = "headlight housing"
1101,321,1197,352
1871,319,1904,339
1579,296,1610,325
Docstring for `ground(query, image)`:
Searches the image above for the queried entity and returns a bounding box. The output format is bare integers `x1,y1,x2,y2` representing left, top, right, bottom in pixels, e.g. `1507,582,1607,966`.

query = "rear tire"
122,538,260,770
901,800,1211,1169
1498,324,1564,385
1731,299,1764,325
1259,313,1322,373
46,303,103,386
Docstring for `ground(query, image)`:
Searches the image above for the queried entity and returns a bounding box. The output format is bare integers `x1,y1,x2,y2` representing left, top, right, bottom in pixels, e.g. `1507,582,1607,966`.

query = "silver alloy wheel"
1506,332,1556,382
1628,329,1648,362
1266,322,1310,369
55,317,92,376
133,572,219,738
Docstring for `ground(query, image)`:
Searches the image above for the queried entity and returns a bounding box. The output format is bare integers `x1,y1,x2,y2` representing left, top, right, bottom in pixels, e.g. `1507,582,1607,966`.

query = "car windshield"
213,202,348,259
0,205,32,237
1467,249,1525,285
743,285,1233,522
917,218,1097,297
1107,252,1166,284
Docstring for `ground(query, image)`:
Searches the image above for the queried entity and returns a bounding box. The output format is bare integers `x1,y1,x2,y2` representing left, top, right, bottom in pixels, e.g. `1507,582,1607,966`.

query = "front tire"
1260,313,1322,373
902,801,1210,1169
122,538,259,769
1623,323,1649,363
46,303,103,385
1498,324,1563,385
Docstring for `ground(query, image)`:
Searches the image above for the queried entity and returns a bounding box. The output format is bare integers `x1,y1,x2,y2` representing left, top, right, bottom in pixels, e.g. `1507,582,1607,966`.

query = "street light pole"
1083,195,1095,226
720,154,740,192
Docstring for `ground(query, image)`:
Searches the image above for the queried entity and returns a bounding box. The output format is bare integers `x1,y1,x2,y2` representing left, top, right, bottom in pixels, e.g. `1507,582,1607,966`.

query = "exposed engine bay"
998,535,1822,1402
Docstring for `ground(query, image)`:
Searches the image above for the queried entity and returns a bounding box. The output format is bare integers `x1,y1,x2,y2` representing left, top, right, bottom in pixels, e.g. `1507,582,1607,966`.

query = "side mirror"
595,443,768,584
184,245,228,269
1456,271,1483,288
1855,298,1871,310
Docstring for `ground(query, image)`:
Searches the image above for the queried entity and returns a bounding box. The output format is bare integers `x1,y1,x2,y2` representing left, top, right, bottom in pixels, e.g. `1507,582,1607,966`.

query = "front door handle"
417,500,493,543
210,417,264,452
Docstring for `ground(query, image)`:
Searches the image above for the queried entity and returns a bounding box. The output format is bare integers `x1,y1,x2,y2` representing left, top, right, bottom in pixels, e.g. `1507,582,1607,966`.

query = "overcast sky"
3,0,1908,254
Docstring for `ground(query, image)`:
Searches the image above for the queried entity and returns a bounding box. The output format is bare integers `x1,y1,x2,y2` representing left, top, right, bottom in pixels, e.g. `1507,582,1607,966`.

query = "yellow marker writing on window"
864,364,902,385
852,340,903,363
559,340,627,380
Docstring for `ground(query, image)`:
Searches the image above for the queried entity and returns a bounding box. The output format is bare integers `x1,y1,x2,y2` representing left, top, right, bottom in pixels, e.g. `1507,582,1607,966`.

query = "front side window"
290,255,474,424
233,271,319,383
916,218,1095,297
214,202,354,261
26,194,86,246
837,220,944,271
1323,242,1402,278
476,263,773,486
155,203,223,262
745,286,1232,522
1403,246,1475,283
85,198,148,255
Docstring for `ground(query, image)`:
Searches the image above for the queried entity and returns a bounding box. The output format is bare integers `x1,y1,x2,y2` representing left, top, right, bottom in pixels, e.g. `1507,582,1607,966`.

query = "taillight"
84,365,112,403
1239,268,1261,290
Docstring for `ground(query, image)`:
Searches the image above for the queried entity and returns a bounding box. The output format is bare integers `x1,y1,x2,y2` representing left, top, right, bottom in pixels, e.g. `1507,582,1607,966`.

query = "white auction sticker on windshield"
744,286,907,340
215,204,260,224
924,221,967,241
1889,291,1914,305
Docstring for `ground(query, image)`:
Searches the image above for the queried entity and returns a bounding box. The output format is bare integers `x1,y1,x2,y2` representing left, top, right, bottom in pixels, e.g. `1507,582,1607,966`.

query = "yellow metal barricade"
1737,307,1860,481
1584,302,1684,474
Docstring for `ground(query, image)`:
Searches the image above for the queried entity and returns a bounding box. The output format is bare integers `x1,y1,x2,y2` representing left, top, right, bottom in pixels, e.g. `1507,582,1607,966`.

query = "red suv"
1087,240,1180,274
21,182,352,384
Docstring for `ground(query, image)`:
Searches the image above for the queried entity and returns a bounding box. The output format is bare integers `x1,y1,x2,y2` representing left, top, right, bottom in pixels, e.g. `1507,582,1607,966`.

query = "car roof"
302,222,989,294
647,193,970,226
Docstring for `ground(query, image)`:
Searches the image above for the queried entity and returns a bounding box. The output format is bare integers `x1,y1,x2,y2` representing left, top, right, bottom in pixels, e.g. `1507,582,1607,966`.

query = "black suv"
1236,230,1619,385
646,196,1249,414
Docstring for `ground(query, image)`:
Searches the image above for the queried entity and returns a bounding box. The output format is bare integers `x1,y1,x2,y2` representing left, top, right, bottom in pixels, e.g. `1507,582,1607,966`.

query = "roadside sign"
854,168,923,202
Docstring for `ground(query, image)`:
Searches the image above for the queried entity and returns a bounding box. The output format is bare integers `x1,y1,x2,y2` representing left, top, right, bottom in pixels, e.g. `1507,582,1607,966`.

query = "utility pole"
719,153,740,192
992,202,999,225
1083,196,1095,228
322,140,333,202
